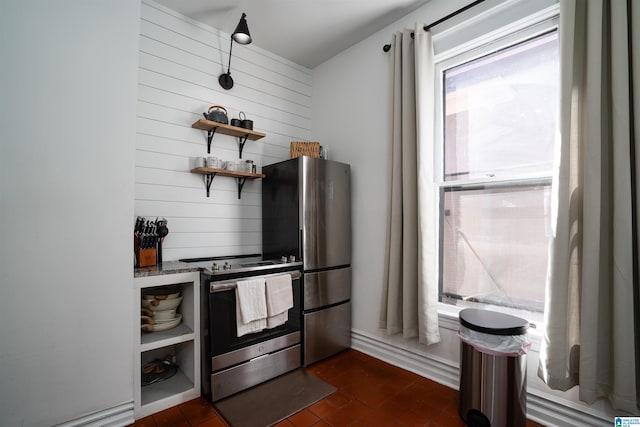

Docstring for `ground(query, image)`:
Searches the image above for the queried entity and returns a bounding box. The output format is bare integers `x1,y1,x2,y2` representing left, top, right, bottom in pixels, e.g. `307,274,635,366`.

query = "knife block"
137,248,157,268
135,235,157,268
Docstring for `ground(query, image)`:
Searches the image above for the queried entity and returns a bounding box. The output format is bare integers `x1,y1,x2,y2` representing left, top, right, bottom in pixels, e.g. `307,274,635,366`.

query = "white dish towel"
265,274,293,328
235,278,267,337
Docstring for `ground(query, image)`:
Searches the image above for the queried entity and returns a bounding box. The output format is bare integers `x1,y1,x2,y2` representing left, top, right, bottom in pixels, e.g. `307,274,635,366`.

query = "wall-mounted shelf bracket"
206,128,217,153
237,135,249,159
191,167,265,199
236,177,248,199
204,172,217,197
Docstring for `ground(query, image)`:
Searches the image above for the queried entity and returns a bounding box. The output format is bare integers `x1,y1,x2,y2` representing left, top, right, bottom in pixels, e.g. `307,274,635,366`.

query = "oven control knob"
281,256,287,263
289,255,296,262
223,261,231,270
212,263,219,271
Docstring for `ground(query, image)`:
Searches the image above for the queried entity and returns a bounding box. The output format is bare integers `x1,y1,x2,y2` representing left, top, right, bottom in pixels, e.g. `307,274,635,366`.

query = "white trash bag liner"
458,325,531,357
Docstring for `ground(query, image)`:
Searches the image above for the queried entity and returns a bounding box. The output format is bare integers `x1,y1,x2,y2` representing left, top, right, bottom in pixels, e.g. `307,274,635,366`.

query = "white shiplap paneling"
136,0,312,260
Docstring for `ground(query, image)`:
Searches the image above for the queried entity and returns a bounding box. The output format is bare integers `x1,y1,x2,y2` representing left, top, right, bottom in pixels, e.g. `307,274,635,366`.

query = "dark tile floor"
130,349,545,426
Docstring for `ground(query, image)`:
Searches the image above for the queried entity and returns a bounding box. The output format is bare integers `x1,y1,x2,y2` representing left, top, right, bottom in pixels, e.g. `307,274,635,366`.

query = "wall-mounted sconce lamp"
219,13,252,90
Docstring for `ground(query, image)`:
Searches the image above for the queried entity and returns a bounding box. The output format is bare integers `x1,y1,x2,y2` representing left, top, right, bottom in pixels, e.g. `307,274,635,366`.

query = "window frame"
432,10,560,324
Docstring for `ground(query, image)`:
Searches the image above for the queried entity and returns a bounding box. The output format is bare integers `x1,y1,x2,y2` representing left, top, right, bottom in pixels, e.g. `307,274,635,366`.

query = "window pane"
443,31,559,181
441,185,550,312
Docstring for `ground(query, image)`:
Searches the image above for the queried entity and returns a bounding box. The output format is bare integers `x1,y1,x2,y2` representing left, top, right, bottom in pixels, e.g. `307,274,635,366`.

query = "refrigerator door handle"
299,228,303,262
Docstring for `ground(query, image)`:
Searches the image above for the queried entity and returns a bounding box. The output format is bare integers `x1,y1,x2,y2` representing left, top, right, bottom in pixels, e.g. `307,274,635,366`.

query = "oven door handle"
210,271,301,293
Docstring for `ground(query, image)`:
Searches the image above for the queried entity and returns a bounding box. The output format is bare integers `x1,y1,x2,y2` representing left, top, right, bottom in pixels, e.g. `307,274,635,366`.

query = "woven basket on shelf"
290,141,321,158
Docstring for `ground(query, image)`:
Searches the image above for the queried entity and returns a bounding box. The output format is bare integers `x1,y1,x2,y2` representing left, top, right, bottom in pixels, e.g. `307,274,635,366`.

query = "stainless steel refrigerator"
262,156,351,366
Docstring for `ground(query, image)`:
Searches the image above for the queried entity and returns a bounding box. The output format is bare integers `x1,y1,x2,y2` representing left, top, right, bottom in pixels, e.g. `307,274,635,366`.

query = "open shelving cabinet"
191,119,267,198
133,271,201,419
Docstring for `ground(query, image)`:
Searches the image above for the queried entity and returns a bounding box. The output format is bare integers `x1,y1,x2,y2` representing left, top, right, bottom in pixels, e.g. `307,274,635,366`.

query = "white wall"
0,1,140,426
136,1,313,261
312,0,626,425
313,0,471,345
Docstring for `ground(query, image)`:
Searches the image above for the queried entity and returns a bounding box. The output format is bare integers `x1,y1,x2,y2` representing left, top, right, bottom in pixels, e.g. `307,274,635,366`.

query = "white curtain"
379,24,441,345
539,0,640,413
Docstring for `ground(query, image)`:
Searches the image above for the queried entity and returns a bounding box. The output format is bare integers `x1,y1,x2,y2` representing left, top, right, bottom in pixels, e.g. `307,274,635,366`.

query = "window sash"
438,181,551,313
433,14,559,188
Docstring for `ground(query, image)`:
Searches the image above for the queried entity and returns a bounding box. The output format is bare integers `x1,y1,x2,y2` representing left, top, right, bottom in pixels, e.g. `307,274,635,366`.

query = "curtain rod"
382,0,485,52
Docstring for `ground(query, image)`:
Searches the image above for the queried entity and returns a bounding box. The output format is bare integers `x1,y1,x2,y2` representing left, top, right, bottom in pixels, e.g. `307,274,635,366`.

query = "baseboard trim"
55,402,134,427
351,329,459,390
351,329,610,427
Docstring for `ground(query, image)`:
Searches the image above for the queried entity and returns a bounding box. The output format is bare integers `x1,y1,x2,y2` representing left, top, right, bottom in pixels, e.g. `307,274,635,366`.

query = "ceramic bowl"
151,314,182,331
152,308,177,321
143,291,180,301
142,296,182,311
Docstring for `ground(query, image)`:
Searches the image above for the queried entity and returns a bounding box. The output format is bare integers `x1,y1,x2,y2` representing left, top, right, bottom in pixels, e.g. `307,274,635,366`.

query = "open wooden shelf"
190,118,267,195
190,167,265,179
190,167,265,198
192,119,266,141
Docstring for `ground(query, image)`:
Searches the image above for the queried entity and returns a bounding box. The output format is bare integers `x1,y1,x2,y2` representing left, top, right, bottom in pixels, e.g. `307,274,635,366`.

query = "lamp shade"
232,13,251,45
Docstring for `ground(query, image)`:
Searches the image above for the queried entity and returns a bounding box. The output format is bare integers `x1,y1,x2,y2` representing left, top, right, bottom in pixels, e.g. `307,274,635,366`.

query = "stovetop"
179,254,302,276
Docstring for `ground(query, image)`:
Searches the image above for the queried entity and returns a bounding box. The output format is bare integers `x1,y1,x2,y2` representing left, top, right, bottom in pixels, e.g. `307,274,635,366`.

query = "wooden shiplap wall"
136,0,313,261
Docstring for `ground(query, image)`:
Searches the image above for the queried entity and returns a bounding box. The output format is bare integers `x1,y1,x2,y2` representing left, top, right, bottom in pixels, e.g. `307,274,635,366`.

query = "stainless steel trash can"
458,309,529,427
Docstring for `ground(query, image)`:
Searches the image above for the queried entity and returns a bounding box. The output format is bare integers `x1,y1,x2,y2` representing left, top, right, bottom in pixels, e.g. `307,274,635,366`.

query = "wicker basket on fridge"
290,141,321,158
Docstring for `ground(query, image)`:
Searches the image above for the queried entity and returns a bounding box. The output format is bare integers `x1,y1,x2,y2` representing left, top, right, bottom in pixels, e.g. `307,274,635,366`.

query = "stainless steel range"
180,255,302,402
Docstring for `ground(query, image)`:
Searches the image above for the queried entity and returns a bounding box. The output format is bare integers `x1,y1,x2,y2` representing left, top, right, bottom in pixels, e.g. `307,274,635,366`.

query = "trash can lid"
459,308,529,335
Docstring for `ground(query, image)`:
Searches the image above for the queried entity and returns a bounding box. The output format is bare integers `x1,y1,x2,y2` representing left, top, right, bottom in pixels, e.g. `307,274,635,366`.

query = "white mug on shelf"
207,156,221,168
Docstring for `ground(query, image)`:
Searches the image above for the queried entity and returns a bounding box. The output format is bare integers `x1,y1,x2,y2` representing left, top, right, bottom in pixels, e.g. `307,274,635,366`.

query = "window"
436,30,559,321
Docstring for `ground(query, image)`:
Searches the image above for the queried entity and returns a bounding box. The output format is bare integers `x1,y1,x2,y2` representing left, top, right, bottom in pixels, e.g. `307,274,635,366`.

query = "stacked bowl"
140,286,183,332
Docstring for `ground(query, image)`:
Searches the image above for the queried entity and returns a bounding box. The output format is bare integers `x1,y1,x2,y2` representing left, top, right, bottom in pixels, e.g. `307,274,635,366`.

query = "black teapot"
203,105,228,124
